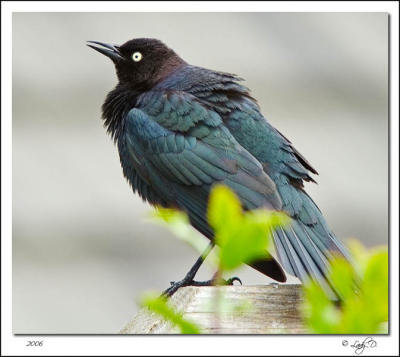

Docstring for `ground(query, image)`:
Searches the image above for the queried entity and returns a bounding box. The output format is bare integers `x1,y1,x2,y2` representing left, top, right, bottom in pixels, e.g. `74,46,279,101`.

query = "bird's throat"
101,84,140,142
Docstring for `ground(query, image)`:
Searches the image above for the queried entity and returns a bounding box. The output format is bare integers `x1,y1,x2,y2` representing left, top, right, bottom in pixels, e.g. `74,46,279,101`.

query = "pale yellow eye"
132,52,143,62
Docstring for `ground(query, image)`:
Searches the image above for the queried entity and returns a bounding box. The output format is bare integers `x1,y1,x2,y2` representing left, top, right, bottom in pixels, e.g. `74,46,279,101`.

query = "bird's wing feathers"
124,90,282,211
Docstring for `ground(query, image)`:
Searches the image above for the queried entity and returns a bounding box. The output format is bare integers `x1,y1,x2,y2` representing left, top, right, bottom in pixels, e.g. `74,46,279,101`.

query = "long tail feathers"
273,218,352,300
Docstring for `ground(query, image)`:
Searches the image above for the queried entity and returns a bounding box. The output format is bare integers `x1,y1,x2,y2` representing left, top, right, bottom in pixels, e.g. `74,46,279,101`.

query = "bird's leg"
162,242,213,297
162,242,242,297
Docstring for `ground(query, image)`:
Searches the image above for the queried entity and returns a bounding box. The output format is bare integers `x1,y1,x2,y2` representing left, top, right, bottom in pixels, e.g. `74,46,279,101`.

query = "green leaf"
302,280,340,333
152,186,289,272
207,184,242,234
329,257,355,301
140,292,201,334
207,185,288,271
152,207,214,263
362,249,388,322
301,241,388,334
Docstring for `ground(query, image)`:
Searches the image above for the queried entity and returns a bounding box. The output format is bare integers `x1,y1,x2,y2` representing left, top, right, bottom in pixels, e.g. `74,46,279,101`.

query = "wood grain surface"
120,284,308,334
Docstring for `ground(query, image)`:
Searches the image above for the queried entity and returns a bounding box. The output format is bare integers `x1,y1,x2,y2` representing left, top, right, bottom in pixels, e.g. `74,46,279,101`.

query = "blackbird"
88,38,351,297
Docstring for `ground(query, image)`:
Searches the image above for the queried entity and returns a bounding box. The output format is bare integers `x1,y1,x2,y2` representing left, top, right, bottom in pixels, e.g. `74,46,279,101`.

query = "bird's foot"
162,275,242,297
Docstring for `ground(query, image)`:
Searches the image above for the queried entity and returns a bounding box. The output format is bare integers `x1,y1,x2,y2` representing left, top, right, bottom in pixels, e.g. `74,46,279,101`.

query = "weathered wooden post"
120,284,307,334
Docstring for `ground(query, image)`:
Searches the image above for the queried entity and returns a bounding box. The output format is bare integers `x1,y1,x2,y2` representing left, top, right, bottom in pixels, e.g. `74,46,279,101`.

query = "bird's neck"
101,84,140,142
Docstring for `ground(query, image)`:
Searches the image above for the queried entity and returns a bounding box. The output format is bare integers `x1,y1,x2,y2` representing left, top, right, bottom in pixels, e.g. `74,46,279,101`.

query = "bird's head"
87,38,186,90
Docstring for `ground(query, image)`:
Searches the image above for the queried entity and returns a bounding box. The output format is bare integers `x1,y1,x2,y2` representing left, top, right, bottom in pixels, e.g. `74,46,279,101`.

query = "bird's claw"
225,276,242,285
162,279,189,297
162,275,243,297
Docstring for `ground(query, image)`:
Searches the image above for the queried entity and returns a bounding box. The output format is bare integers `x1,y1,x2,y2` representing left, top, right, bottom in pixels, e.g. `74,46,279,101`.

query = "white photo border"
2,1,398,356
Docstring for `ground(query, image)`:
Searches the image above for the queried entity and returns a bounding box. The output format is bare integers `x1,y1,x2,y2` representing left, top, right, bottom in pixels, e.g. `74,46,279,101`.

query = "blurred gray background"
13,12,388,333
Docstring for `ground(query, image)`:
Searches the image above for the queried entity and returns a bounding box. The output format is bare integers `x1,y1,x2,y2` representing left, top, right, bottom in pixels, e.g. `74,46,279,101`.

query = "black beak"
87,41,124,61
